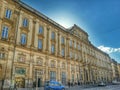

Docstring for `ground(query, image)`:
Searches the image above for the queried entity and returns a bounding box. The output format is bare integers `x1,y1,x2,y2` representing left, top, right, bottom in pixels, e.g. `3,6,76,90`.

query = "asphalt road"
67,85,120,90
15,85,120,90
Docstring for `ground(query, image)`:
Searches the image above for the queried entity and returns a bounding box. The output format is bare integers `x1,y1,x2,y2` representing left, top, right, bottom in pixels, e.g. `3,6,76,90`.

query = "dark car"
44,80,65,90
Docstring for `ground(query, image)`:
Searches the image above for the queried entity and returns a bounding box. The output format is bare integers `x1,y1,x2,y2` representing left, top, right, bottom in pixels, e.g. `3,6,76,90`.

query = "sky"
22,0,120,62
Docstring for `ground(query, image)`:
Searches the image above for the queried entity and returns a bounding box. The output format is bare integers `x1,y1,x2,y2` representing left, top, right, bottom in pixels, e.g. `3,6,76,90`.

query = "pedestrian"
14,83,17,90
68,81,70,88
78,81,80,86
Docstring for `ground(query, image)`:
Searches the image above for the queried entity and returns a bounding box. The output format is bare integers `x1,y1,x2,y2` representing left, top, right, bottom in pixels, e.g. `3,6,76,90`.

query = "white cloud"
97,45,120,54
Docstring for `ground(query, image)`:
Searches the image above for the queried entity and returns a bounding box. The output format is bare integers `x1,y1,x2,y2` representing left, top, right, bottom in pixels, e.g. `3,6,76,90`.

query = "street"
16,85,120,90
67,85,120,90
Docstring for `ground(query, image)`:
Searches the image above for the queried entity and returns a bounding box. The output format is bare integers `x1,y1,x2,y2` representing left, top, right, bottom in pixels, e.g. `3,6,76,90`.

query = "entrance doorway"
38,78,41,87
15,77,25,88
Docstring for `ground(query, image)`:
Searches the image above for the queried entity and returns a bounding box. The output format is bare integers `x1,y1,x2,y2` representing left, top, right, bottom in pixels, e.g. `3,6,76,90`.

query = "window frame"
51,31,55,40
23,18,28,27
61,48,65,57
5,8,12,19
38,26,44,34
21,33,27,45
38,39,43,50
61,36,65,44
1,25,9,39
51,44,55,54
69,40,72,47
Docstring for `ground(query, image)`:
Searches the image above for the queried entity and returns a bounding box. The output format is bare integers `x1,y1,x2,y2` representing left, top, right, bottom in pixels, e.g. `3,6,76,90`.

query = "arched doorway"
15,77,25,88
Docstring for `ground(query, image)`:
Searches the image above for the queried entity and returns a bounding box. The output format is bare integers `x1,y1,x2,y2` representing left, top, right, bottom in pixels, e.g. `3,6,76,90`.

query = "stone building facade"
111,59,119,81
0,0,113,88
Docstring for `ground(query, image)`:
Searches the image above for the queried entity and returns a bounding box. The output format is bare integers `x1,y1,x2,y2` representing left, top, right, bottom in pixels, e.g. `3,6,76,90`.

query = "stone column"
66,37,69,58
45,27,50,53
31,20,36,47
57,32,60,56
45,56,49,81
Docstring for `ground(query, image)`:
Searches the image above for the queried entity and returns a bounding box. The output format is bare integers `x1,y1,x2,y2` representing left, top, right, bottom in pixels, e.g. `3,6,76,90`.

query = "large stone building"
117,63,120,81
0,0,113,88
111,59,119,81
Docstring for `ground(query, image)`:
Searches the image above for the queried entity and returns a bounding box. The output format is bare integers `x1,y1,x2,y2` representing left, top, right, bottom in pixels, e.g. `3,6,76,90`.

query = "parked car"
112,80,120,85
44,80,65,90
98,82,106,86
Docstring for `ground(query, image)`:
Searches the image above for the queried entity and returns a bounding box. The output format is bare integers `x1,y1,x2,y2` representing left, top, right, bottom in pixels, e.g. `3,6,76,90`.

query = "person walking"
14,83,17,90
68,81,70,88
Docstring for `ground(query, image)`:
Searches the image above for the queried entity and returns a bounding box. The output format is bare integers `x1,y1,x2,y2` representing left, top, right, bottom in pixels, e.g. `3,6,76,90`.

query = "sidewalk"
4,85,98,90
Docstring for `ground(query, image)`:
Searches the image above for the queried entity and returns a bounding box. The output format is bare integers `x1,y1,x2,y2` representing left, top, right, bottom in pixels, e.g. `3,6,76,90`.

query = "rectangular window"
1,26,9,39
21,33,27,45
5,9,12,19
23,18,28,27
38,26,43,34
0,53,5,59
51,32,55,40
61,37,64,44
50,71,56,81
69,40,72,47
38,39,42,49
70,51,72,58
75,54,77,60
15,68,26,75
74,41,76,48
61,72,66,85
78,44,80,50
51,44,55,54
61,48,65,56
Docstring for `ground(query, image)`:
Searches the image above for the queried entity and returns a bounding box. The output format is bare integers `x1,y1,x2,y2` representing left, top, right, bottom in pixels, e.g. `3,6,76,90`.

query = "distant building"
117,63,120,81
0,0,113,88
111,59,119,81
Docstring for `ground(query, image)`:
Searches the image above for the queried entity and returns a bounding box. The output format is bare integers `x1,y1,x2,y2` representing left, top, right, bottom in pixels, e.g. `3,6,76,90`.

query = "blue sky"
22,0,120,62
